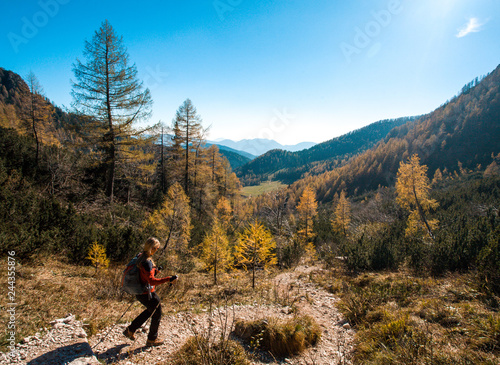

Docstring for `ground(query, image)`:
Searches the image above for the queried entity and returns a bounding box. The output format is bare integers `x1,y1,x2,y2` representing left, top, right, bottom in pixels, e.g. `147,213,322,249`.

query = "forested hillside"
207,143,253,169
2,6,500,363
0,68,73,142
2,59,500,365
0,65,241,262
237,116,417,185
288,64,500,203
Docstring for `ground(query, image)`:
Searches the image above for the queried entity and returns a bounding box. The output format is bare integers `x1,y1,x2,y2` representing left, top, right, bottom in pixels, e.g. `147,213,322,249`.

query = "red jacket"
138,257,173,294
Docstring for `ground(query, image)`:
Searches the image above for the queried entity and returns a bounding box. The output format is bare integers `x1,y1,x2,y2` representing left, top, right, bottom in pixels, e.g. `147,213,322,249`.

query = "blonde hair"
144,237,160,258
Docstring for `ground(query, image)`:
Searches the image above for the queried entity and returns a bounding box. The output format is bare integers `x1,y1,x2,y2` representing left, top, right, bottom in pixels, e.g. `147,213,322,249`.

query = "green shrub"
477,226,500,295
340,221,404,272
280,239,305,268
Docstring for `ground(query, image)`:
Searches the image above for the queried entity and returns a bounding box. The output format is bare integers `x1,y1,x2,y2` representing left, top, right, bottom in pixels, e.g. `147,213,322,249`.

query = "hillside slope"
206,143,254,170
0,67,81,144
237,117,417,185
292,64,500,203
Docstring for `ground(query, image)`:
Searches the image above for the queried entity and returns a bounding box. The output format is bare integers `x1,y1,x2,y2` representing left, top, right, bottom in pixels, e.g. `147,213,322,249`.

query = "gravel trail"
2,266,353,365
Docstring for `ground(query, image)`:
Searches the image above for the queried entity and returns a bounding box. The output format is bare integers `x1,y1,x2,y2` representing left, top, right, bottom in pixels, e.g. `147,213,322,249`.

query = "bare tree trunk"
161,126,165,193
252,263,255,289
30,93,40,166
184,110,190,195
214,237,218,285
105,41,115,204
412,185,435,240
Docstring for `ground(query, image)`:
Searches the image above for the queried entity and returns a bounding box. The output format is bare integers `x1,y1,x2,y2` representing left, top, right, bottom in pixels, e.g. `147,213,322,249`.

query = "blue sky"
1,0,500,145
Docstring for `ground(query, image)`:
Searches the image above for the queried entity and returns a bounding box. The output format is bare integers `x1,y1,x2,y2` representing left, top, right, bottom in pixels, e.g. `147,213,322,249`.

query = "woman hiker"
123,237,178,347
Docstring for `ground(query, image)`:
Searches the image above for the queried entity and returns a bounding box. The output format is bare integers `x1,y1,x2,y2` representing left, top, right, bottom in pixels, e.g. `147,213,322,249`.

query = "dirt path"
5,266,353,365
265,265,354,365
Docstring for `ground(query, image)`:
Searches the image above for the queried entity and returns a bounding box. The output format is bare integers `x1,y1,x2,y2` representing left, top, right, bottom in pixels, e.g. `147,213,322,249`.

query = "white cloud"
456,17,485,38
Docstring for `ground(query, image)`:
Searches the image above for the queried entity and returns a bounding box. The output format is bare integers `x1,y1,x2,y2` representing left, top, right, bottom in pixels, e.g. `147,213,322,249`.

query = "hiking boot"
123,327,135,341
146,338,164,347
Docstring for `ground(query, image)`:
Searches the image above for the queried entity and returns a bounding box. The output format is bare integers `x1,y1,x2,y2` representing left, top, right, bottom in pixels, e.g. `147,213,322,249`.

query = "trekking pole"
90,300,135,350
135,279,177,344
91,267,176,351
93,280,174,350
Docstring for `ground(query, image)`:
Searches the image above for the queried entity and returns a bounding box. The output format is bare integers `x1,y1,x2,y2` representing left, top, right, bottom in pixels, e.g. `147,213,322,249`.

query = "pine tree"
71,20,153,203
332,190,351,236
396,154,439,241
235,222,276,288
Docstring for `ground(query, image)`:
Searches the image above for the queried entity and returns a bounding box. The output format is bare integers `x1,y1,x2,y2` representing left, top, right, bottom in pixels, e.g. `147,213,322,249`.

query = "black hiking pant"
128,292,162,341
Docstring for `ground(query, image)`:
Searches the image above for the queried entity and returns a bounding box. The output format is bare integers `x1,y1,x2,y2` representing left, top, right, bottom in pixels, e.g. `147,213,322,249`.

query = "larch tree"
207,144,222,184
143,182,191,257
396,154,439,241
22,72,54,165
163,119,184,190
432,168,443,185
158,122,168,193
200,218,232,285
71,20,153,203
263,190,292,266
332,190,351,236
120,142,156,203
296,186,318,243
215,196,233,230
191,134,212,214
220,158,241,198
235,222,276,289
86,242,110,274
484,160,500,177
172,99,203,195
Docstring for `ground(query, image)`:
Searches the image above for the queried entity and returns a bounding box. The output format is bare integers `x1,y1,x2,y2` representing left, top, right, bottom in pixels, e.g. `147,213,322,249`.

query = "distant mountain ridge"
215,138,317,156
236,116,418,185
210,143,256,160
205,143,254,169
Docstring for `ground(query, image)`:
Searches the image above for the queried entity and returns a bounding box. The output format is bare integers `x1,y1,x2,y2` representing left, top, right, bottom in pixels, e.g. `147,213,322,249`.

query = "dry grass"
169,297,250,365
313,268,500,365
241,181,287,198
0,256,289,352
170,335,249,365
0,255,138,351
234,315,321,358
